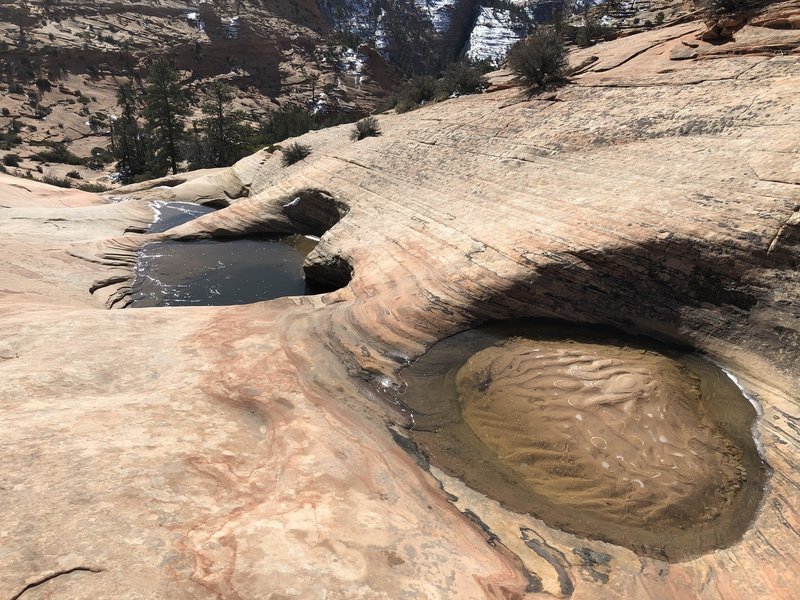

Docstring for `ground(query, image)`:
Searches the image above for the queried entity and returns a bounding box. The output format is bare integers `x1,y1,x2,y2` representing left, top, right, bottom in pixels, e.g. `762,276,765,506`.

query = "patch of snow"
374,9,389,57
338,47,368,87
320,0,373,40
309,92,328,116
465,7,528,65
415,0,457,34
187,11,205,33
150,200,165,225
283,197,300,208
224,15,240,40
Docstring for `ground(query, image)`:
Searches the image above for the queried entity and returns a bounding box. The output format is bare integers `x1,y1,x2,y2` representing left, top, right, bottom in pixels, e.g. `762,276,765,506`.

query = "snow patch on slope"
224,15,240,39
465,8,527,64
415,0,458,34
187,11,205,33
338,47,368,87
374,9,389,56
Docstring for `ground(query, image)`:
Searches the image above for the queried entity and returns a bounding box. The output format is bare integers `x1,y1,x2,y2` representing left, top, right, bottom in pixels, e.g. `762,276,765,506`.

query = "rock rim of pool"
395,321,768,562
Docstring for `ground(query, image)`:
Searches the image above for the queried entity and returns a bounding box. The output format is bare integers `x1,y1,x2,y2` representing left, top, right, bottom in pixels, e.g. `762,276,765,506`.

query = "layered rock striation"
1,3,799,598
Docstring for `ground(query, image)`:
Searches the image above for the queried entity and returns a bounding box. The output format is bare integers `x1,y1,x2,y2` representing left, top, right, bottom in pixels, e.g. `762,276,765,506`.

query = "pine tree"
111,84,150,181
190,81,249,168
143,58,190,176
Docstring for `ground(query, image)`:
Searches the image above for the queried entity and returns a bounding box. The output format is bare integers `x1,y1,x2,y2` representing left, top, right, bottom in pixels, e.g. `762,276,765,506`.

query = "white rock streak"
465,8,525,64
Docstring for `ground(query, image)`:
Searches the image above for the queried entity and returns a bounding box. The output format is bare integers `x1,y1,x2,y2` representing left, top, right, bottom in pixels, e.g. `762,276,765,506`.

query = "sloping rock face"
1,4,800,599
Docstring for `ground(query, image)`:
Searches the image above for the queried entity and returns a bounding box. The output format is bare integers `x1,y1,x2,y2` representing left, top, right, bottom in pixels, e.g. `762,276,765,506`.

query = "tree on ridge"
110,83,151,182
189,81,249,169
143,58,190,176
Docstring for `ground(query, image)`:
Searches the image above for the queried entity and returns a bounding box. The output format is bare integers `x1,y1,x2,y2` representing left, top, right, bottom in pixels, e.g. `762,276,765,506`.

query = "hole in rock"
393,320,768,562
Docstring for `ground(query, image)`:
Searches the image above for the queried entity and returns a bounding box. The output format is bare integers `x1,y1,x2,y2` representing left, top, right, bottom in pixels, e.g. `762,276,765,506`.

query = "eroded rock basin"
130,234,321,307
148,201,216,233
397,321,768,561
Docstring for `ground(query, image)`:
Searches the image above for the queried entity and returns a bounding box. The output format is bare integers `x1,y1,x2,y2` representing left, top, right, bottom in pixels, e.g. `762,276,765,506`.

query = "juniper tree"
189,81,249,168
143,58,190,175
507,28,568,93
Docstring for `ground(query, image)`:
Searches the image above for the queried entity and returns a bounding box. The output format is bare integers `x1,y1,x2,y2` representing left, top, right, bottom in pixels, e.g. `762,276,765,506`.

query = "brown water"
396,321,767,561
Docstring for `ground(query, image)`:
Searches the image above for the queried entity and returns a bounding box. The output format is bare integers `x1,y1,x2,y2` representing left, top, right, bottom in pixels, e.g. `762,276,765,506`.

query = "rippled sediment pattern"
398,322,767,561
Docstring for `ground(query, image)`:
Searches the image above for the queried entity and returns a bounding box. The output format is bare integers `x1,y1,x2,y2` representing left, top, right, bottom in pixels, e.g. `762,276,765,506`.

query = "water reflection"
130,234,320,307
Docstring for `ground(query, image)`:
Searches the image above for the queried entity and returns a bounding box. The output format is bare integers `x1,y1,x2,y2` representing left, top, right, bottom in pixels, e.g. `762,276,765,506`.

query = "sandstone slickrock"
2,5,800,598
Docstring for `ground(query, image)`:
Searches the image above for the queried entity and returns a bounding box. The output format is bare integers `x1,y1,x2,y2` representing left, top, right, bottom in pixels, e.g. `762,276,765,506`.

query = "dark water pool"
149,201,216,233
130,234,321,307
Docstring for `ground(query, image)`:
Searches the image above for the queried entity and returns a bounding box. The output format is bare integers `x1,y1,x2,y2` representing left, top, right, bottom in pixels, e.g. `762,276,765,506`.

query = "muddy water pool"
395,321,767,561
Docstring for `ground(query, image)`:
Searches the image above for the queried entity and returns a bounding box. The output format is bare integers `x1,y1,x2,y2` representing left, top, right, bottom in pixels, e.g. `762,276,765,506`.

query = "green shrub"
258,106,315,145
0,124,23,150
88,112,108,132
574,19,611,48
373,97,397,114
31,143,84,165
34,103,52,119
42,174,73,188
3,153,21,167
328,29,362,49
281,142,311,166
66,170,81,179
1,107,9,116
85,146,114,170
249,106,356,154
395,75,437,113
507,29,569,93
77,182,110,192
654,12,665,25
351,116,381,141
436,62,489,99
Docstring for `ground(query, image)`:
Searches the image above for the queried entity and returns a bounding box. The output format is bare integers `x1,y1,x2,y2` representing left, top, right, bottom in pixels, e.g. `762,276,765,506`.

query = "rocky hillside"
0,0,399,185
0,0,697,188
